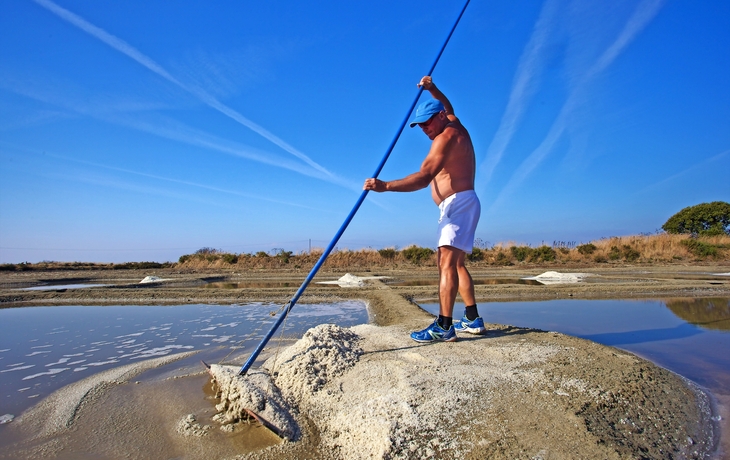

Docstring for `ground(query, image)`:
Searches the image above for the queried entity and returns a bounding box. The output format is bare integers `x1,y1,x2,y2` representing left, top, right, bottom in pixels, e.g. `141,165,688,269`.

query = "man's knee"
438,245,465,268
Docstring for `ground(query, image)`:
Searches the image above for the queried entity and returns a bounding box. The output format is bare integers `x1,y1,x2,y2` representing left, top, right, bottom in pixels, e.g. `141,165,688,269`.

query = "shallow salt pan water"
17,283,111,291
0,301,367,418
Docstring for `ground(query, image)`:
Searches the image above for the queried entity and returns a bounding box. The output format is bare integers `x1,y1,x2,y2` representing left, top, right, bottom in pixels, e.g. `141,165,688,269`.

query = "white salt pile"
208,324,363,441
140,276,166,284
523,271,591,285
315,273,390,287
208,366,299,440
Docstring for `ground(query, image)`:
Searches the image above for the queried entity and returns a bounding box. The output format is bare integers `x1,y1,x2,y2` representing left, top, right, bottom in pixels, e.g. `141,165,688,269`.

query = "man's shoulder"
439,121,469,141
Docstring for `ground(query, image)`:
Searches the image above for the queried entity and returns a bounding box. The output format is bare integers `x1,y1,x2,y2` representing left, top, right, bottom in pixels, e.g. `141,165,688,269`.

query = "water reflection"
203,281,339,289
386,278,543,287
19,283,110,291
582,323,703,345
665,298,730,331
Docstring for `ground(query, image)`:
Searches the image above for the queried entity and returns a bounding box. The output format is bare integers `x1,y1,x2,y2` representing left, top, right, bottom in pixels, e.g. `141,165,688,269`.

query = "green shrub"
494,252,511,265
378,248,397,259
113,262,168,270
221,253,238,264
608,246,622,261
510,246,532,262
275,249,293,264
529,245,556,262
622,245,641,262
681,239,719,258
577,243,597,255
467,247,484,262
401,246,434,264
255,251,269,258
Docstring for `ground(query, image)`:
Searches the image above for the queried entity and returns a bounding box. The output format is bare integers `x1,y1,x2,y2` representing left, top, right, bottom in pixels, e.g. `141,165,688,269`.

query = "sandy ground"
0,265,729,459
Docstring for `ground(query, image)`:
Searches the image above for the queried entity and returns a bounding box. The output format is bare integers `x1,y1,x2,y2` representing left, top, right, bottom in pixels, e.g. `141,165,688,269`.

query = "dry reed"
4,234,727,272
169,234,729,270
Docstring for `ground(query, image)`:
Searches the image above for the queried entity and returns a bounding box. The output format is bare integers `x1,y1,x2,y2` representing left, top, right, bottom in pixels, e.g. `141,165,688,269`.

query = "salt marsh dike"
0,268,726,459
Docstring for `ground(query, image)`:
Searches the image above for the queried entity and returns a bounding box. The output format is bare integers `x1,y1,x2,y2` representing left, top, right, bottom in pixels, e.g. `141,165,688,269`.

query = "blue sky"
1,0,728,263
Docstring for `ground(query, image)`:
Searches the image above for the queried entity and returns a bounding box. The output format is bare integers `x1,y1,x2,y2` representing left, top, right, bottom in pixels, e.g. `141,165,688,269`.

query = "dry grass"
3,234,728,272
171,234,729,270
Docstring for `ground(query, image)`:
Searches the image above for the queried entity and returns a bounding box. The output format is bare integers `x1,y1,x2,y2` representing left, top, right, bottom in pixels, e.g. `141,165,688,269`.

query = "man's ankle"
438,315,453,329
465,305,479,321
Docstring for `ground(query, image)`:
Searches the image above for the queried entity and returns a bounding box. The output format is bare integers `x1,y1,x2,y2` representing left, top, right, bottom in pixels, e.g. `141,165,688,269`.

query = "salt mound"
314,273,391,287
316,273,365,287
524,271,590,285
208,366,299,441
264,324,363,403
209,324,362,441
292,323,563,459
338,273,364,286
140,276,165,284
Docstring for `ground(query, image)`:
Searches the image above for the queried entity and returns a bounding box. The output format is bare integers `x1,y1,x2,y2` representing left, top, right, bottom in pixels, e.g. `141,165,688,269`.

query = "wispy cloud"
485,0,665,212
476,0,561,188
1,69,360,192
62,154,333,212
31,0,334,179
0,141,338,212
638,149,730,194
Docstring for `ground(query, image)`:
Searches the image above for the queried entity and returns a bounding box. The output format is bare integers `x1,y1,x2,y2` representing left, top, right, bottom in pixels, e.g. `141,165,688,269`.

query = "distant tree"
195,247,219,255
662,201,730,236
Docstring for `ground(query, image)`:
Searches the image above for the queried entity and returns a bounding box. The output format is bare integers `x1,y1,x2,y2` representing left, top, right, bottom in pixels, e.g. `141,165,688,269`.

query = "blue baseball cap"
409,99,445,127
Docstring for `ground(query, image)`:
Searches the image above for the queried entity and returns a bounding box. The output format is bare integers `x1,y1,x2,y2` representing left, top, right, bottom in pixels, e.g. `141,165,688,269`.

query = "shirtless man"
364,76,485,342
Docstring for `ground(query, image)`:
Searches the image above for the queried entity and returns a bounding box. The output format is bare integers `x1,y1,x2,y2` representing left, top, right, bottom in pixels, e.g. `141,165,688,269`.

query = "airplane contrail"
487,0,665,212
638,149,729,193
31,0,335,179
476,0,560,188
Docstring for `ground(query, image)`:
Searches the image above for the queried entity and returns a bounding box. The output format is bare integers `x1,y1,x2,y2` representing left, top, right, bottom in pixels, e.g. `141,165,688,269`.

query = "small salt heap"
523,271,591,285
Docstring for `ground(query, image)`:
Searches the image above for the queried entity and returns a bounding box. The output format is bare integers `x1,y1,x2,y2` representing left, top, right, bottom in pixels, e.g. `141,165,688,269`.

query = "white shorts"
437,190,481,254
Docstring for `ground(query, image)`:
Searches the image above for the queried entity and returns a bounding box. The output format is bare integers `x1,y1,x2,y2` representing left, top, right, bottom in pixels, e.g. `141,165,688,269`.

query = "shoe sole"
411,335,458,343
455,326,486,335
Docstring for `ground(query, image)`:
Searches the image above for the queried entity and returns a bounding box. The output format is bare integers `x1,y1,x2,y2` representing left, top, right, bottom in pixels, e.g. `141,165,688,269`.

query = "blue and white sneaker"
410,320,457,343
454,316,486,334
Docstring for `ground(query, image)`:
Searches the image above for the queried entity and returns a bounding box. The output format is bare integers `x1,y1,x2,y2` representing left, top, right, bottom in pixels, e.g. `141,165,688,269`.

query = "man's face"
418,112,445,140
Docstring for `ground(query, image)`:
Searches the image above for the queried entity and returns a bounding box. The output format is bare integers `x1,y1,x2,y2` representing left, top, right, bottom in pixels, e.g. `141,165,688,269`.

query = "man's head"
409,99,445,128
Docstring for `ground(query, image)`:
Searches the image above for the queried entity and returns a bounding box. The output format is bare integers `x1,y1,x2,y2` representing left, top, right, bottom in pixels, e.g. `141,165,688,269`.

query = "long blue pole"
239,0,471,375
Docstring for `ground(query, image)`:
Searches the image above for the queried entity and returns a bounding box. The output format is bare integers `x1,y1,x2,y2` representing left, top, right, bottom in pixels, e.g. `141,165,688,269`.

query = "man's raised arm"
417,76,457,121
